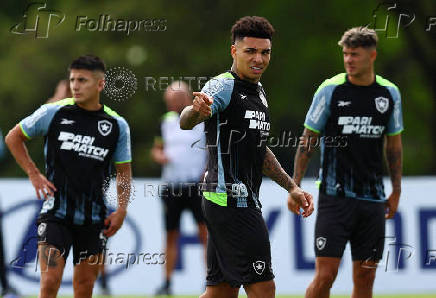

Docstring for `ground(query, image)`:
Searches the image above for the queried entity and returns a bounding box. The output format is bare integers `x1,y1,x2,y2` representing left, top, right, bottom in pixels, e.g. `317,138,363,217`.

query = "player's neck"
75,97,102,111
348,70,375,86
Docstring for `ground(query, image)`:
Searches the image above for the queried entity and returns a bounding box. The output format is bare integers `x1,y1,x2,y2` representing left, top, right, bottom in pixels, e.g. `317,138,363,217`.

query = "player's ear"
231,44,237,59
370,48,377,62
98,78,105,92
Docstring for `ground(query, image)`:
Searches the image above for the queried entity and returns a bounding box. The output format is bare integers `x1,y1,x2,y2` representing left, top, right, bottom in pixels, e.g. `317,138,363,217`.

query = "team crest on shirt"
98,120,113,136
37,223,47,237
374,97,389,113
316,237,327,250
253,260,266,275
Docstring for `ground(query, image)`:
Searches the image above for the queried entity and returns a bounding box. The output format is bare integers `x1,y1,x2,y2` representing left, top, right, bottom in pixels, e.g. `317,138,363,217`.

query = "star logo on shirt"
239,93,247,99
98,120,113,136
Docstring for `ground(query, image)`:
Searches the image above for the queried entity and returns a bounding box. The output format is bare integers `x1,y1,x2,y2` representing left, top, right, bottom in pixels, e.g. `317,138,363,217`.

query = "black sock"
165,278,171,289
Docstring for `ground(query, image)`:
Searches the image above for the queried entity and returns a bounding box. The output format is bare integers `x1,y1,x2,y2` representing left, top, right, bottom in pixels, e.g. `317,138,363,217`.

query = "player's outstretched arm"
385,134,403,219
293,128,320,186
263,147,314,217
180,92,213,130
5,124,56,199
104,162,131,237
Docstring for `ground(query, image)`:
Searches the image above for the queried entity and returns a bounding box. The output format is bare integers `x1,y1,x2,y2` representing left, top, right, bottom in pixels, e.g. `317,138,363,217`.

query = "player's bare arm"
104,162,131,237
151,137,169,165
5,124,56,200
385,134,402,219
293,128,320,186
180,92,213,130
263,146,314,217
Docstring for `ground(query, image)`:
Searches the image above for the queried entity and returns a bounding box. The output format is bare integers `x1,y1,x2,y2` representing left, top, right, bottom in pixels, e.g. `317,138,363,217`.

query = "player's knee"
315,270,337,289
244,280,275,298
73,273,97,290
262,280,276,296
73,278,95,293
40,275,62,295
354,268,376,288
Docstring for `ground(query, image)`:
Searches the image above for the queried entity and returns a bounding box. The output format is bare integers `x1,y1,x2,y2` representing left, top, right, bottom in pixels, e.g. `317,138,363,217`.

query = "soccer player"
293,27,403,298
151,81,207,296
180,16,314,298
5,55,132,298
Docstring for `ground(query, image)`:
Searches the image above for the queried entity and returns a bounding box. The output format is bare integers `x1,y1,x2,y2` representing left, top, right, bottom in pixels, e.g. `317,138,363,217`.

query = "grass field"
27,295,436,298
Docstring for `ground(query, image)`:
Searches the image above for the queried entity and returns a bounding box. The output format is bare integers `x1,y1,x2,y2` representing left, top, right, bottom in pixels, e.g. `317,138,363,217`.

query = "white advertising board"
0,177,435,295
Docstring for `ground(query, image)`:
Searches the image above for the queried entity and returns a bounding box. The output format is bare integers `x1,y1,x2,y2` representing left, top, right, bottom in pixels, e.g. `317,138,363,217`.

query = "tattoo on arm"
386,148,402,192
263,147,297,192
180,106,207,130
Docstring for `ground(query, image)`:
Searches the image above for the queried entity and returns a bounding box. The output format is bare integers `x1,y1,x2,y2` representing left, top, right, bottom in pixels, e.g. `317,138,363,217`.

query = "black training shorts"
202,198,274,288
161,183,204,231
314,193,386,261
37,220,107,265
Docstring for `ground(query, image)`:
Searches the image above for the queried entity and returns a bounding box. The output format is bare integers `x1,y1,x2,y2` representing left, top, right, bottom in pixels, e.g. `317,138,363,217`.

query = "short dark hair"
338,27,378,48
231,16,275,44
69,55,106,73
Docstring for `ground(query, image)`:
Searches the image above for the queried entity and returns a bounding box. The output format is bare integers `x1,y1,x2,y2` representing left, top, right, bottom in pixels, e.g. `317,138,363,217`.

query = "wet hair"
69,55,106,73
338,26,378,48
231,16,275,44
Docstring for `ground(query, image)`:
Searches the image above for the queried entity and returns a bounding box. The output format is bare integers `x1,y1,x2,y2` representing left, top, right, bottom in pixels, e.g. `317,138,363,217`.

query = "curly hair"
231,16,275,44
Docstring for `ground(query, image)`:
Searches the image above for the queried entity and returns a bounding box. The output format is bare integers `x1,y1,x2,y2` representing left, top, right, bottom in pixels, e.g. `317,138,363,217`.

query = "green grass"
27,295,436,298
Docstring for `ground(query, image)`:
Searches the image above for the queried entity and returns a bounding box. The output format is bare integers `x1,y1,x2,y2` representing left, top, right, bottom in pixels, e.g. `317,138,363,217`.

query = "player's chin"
74,96,89,104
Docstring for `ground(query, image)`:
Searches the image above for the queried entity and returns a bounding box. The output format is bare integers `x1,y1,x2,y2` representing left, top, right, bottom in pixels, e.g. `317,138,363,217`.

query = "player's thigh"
352,259,377,285
244,279,275,298
38,243,66,285
72,223,106,266
314,193,356,258
350,200,385,262
37,222,71,285
201,283,239,298
73,254,101,286
314,257,341,281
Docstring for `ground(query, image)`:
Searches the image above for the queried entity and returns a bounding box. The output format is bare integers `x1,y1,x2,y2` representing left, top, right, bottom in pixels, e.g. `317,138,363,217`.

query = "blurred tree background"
0,0,434,178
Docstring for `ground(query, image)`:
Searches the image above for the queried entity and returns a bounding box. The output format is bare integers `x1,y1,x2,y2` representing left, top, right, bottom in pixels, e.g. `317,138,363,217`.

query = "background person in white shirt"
151,81,207,296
